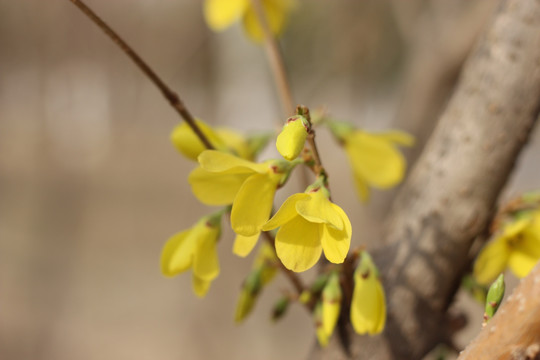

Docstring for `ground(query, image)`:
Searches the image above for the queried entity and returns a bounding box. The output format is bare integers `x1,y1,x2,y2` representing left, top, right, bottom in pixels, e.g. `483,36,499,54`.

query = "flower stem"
67,0,215,150
249,0,295,117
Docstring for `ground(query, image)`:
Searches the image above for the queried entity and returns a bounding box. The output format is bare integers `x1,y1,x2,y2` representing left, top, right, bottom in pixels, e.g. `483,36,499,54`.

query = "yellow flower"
474,213,540,285
171,119,253,161
329,121,414,201
203,0,295,42
262,179,351,272
276,115,309,160
189,150,293,256
350,252,386,335
160,214,221,297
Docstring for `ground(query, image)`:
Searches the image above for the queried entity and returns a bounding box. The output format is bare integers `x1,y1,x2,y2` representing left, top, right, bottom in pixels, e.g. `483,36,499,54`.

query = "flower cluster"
160,0,416,341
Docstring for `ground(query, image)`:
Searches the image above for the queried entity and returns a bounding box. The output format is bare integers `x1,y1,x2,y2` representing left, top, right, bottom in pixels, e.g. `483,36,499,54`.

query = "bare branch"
68,0,215,150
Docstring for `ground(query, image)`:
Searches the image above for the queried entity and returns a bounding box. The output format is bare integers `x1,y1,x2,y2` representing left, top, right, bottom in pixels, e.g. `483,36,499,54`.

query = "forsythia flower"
351,252,386,335
474,212,540,285
276,115,310,160
171,119,253,161
262,178,351,272
328,121,414,201
203,0,296,42
160,213,221,297
189,150,294,256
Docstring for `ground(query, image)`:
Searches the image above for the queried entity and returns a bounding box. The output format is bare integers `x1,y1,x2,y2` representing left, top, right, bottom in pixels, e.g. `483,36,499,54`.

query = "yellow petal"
233,232,260,257
473,238,510,285
192,226,220,281
192,275,212,298
231,173,278,236
242,0,293,42
188,167,250,205
198,150,266,174
503,218,532,237
508,251,539,278
353,172,370,202
216,128,252,160
295,190,343,230
376,130,415,147
344,131,406,189
321,205,351,264
508,235,540,278
351,272,386,335
373,281,386,334
170,120,223,161
160,229,196,277
262,193,310,231
275,216,322,272
203,0,249,31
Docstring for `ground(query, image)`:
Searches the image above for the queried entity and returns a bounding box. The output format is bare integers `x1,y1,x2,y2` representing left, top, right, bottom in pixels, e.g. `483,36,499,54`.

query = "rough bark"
457,262,540,360
311,0,540,359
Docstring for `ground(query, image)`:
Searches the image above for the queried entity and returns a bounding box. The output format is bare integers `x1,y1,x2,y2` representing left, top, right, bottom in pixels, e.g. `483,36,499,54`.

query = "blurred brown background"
1,1,539,359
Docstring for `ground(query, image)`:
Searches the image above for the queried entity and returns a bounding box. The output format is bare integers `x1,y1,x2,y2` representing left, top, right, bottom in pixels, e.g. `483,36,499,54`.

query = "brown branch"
249,0,295,117
68,0,215,150
311,0,540,358
457,263,540,360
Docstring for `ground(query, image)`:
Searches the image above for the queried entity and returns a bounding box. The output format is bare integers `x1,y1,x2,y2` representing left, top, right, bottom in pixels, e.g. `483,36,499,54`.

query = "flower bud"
234,269,262,323
271,296,290,322
483,273,505,325
314,301,329,347
322,272,342,336
350,251,386,335
276,115,310,160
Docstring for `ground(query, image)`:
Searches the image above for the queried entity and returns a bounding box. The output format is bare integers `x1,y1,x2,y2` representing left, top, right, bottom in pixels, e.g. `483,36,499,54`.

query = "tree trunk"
311,0,540,358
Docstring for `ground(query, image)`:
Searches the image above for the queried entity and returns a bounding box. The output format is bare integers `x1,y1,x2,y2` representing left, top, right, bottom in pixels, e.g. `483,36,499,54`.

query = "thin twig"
262,231,306,295
249,0,295,117
68,0,214,150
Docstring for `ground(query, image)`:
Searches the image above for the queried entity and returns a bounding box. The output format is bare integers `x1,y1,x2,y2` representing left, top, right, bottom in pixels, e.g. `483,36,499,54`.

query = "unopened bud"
322,272,342,336
276,115,310,160
234,269,262,323
483,273,505,325
271,296,290,322
314,301,329,347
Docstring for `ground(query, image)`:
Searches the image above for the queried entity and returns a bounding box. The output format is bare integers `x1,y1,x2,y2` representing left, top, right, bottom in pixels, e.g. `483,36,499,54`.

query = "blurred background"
1,0,539,359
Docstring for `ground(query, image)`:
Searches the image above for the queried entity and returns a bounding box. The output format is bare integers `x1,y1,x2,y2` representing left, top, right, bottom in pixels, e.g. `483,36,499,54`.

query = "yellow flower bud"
350,252,386,335
314,301,329,347
234,269,262,323
276,115,309,161
322,272,342,337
